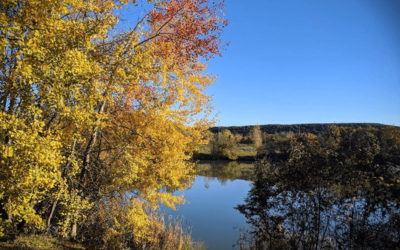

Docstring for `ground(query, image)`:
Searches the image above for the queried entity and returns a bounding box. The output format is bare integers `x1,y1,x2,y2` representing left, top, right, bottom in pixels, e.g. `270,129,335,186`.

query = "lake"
164,160,400,250
164,161,255,250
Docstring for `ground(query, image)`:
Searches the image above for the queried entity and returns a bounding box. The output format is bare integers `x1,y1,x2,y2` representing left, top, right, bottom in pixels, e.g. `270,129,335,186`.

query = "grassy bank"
195,143,258,161
0,215,207,250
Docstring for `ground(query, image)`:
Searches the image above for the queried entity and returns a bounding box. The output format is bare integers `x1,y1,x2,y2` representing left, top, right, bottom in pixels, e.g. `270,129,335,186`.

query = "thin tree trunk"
46,199,58,233
71,101,106,239
80,101,106,182
71,221,77,240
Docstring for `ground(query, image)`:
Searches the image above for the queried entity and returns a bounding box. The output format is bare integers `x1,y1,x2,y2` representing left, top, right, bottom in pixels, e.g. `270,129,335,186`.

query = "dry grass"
196,144,213,155
196,144,257,159
0,215,207,250
0,235,85,250
135,214,208,250
230,144,257,157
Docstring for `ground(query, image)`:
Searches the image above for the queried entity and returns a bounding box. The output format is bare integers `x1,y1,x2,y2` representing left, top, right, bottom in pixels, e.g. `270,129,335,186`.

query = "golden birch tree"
0,0,227,245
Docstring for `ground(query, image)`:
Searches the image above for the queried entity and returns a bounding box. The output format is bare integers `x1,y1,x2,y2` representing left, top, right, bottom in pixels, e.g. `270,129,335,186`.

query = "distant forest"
209,123,391,136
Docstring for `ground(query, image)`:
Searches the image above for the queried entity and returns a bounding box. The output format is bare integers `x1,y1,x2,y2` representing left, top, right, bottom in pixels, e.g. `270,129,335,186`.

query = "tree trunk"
71,221,77,240
46,199,58,233
80,101,106,182
72,101,106,239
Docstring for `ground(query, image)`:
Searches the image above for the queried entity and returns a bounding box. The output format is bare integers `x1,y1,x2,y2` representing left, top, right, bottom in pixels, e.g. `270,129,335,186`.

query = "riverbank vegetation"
234,129,400,249
0,0,227,248
195,124,400,165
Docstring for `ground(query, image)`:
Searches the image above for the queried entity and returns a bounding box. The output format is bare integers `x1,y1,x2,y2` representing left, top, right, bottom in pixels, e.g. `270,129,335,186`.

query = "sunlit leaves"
0,0,226,244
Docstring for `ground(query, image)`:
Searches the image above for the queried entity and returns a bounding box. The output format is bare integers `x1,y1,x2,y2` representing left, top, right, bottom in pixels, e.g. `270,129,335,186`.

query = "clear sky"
206,0,400,126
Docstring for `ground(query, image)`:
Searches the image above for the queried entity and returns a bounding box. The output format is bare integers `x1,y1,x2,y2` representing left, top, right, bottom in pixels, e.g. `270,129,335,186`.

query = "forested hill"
209,123,391,136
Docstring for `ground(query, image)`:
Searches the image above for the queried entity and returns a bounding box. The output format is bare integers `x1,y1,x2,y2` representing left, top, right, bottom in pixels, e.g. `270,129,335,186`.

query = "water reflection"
194,160,256,184
234,158,400,250
162,160,256,193
164,165,252,250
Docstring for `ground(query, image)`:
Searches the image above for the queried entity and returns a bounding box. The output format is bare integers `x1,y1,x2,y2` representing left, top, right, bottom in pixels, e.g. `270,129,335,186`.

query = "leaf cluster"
0,0,227,247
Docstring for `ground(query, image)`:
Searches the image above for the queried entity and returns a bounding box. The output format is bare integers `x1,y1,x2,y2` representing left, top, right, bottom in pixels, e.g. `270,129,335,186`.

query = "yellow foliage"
0,0,226,242
251,125,262,148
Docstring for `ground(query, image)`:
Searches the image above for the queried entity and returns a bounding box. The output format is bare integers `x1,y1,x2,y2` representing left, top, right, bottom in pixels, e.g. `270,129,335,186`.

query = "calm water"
164,161,255,250
164,160,400,250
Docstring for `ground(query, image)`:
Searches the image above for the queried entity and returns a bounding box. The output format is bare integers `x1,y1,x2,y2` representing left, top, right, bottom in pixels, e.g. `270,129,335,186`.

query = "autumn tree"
251,125,262,148
210,129,238,160
0,0,227,246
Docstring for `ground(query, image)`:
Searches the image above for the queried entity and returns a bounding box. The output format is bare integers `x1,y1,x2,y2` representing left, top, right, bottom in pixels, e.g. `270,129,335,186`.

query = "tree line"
198,124,400,164
209,123,389,136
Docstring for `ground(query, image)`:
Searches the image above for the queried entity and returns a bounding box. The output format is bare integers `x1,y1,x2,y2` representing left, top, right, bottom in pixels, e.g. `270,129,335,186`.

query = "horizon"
212,122,398,128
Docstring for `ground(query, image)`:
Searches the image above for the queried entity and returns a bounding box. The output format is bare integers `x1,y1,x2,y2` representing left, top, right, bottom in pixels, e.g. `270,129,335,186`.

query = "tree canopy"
0,0,227,246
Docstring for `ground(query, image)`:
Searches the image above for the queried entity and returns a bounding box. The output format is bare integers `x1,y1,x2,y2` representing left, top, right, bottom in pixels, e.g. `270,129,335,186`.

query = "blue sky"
205,0,400,126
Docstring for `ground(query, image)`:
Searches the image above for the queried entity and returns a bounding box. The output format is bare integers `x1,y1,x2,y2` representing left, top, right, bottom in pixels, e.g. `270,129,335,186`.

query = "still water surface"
164,160,400,250
164,161,255,250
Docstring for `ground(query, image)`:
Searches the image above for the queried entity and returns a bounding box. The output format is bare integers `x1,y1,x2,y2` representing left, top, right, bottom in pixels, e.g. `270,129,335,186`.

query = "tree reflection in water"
234,132,400,250
195,161,256,184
